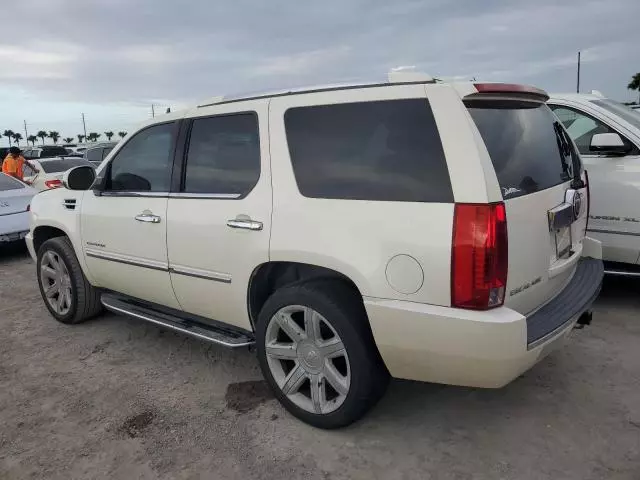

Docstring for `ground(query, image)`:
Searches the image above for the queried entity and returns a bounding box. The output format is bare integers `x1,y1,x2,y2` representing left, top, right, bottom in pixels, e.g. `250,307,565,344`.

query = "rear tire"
256,279,389,429
37,237,102,324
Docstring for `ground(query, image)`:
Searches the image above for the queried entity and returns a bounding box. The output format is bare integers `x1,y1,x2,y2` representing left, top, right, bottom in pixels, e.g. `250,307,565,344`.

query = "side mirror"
590,133,629,155
62,165,96,191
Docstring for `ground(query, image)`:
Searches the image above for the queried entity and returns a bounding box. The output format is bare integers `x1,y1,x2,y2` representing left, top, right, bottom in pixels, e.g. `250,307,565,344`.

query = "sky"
1,0,639,146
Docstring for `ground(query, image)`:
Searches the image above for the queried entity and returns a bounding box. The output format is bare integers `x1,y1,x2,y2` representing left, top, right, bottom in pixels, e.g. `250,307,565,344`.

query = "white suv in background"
26,74,603,428
548,94,640,272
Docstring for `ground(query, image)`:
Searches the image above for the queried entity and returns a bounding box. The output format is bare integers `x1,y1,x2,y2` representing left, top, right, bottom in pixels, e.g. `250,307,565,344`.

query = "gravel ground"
1,242,639,480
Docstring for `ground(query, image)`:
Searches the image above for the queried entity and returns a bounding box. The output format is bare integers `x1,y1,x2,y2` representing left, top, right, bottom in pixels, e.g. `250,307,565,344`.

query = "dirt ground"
1,242,638,480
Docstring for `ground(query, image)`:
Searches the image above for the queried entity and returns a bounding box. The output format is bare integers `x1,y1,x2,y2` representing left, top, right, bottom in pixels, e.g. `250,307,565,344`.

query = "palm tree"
77,134,85,143
118,131,127,139
63,137,74,144
628,73,640,104
87,132,101,142
3,129,14,146
48,131,60,144
27,135,38,146
104,131,114,141
12,133,23,145
37,130,47,144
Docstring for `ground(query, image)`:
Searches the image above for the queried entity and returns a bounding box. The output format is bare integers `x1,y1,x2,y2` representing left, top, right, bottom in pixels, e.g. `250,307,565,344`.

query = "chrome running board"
101,293,254,348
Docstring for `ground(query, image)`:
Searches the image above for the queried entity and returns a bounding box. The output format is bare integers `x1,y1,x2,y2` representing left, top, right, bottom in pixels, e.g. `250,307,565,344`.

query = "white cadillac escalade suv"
26,73,604,428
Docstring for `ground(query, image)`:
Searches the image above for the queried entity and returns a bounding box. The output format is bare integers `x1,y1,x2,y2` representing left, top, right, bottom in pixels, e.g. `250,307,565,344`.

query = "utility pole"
576,51,581,93
82,113,87,141
151,104,155,118
23,120,29,140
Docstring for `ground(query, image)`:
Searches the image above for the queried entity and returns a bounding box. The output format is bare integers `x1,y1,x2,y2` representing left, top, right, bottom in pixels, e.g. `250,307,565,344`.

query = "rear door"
166,101,271,331
465,97,588,315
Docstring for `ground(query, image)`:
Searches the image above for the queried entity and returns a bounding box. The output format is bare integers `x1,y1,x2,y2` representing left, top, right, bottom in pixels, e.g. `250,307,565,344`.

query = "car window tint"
86,148,102,162
183,113,260,195
466,100,580,199
40,158,93,173
284,99,452,202
0,173,25,190
549,105,622,155
107,123,174,192
41,146,69,158
101,147,114,160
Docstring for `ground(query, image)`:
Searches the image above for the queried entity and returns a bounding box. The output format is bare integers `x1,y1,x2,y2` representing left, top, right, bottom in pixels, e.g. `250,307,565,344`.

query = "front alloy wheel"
265,305,351,415
40,250,73,316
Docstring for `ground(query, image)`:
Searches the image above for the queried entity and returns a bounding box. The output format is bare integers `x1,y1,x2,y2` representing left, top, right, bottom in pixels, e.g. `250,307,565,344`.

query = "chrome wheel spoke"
319,339,346,359
44,282,59,298
41,265,56,280
275,312,305,342
266,342,297,360
62,288,72,309
310,373,324,414
323,361,349,396
281,364,307,395
303,307,322,343
47,251,60,271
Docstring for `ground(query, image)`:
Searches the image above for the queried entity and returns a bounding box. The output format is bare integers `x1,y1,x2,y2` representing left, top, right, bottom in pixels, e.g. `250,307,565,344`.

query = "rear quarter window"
284,99,453,203
0,173,24,191
465,100,576,199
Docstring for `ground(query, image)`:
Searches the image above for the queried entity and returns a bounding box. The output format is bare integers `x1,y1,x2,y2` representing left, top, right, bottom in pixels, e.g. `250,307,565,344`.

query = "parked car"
64,144,88,157
23,146,70,160
0,173,36,244
83,142,117,166
26,74,603,428
22,157,95,191
548,94,640,273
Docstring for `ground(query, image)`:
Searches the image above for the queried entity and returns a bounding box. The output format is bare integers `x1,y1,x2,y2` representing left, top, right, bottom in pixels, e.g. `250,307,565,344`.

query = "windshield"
466,100,579,199
591,99,640,130
40,158,93,173
0,173,25,191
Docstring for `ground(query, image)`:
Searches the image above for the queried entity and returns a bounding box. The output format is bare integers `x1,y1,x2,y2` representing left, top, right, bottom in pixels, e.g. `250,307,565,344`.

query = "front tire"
37,237,102,324
256,279,389,429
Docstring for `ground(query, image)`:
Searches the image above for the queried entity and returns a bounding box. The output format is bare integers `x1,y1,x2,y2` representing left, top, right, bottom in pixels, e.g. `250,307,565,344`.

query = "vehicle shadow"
0,241,30,262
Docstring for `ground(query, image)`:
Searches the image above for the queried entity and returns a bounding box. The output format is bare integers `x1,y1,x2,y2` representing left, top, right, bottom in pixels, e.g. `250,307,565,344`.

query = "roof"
197,70,437,108
549,91,606,102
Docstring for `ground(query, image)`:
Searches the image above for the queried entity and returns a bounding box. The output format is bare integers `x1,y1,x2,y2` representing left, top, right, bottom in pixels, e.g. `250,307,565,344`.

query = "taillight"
44,179,63,189
584,170,590,232
451,203,508,310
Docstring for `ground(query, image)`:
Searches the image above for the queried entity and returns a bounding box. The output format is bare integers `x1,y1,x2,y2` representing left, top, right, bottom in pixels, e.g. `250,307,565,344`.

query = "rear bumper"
365,254,604,389
0,212,29,243
25,232,36,261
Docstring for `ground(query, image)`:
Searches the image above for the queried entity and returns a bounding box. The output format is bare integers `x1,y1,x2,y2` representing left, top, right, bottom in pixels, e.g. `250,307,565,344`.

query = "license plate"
554,226,572,259
0,231,27,242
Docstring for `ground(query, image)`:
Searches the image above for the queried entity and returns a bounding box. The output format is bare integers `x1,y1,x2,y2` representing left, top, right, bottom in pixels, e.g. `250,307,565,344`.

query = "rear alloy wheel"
256,280,389,429
265,305,351,415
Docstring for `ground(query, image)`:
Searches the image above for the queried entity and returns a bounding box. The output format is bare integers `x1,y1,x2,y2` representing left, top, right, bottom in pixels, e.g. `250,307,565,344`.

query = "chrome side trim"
98,191,169,198
101,298,253,348
169,264,232,283
168,192,241,199
587,228,640,237
604,269,640,277
85,249,168,271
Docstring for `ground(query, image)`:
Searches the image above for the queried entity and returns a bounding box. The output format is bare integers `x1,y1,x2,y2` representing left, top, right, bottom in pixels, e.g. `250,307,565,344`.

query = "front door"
166,102,271,331
549,103,640,264
81,121,181,308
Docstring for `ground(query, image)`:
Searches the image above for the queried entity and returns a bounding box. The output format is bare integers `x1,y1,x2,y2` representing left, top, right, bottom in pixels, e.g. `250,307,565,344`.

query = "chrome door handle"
226,219,263,231
135,213,161,223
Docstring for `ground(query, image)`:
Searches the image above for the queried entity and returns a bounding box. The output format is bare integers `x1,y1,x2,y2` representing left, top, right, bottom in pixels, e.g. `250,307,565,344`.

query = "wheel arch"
33,225,68,254
247,261,365,331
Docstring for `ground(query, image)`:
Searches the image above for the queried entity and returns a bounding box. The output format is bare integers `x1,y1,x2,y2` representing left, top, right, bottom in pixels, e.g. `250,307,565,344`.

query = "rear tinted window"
285,99,453,202
0,173,24,191
466,100,575,199
41,146,69,158
40,158,93,173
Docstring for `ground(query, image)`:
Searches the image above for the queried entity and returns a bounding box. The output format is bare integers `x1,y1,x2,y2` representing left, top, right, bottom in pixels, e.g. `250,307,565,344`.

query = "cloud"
1,0,639,138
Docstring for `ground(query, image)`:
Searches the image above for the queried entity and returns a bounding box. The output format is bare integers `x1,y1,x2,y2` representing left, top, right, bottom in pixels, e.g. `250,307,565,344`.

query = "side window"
107,122,175,192
550,105,623,155
183,113,260,195
86,148,102,162
284,99,453,202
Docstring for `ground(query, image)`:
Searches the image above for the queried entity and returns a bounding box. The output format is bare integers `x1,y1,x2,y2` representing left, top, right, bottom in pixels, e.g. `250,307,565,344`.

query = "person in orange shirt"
2,147,38,183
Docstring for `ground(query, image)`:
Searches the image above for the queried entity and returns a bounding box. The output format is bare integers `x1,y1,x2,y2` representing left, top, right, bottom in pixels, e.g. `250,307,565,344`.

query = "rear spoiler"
465,83,550,102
